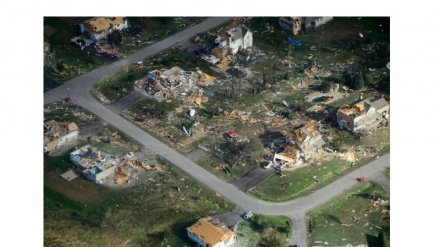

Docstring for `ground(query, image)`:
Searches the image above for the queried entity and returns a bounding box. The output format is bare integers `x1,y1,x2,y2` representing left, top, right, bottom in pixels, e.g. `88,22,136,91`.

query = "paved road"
44,17,390,247
44,17,233,105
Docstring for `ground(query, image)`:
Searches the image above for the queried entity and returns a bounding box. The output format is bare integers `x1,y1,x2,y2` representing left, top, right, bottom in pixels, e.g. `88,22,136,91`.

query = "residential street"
44,17,390,247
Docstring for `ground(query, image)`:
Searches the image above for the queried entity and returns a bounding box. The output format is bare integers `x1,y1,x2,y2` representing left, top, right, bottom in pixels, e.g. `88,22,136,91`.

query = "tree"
224,136,263,167
377,75,390,95
343,68,353,87
108,30,122,46
319,81,331,93
56,61,65,72
378,230,390,247
344,68,364,90
127,74,135,82
352,71,365,90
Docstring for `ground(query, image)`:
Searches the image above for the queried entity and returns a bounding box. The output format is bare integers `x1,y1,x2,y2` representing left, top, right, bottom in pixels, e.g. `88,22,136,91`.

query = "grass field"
44,102,98,127
44,153,235,247
307,182,390,247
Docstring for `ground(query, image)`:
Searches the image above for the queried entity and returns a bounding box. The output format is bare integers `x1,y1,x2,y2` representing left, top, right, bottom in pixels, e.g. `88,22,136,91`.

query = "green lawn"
250,158,354,202
44,152,235,247
384,168,390,180
198,154,256,182
236,215,292,247
307,182,390,247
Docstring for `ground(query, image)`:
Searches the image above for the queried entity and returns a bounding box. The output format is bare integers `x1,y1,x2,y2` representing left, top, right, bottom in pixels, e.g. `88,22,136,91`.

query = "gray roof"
230,25,250,42
299,17,322,25
370,98,389,111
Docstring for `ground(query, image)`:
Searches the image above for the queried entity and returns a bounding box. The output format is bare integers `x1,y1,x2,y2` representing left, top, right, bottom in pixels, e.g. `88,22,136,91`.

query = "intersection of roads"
44,17,390,247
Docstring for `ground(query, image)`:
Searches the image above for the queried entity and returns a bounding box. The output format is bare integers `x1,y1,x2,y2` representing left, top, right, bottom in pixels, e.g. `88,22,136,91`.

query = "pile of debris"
113,158,160,186
134,66,215,104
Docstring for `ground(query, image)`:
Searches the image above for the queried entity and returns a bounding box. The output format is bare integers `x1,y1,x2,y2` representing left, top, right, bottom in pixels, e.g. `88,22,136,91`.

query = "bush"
56,61,65,72
319,81,331,93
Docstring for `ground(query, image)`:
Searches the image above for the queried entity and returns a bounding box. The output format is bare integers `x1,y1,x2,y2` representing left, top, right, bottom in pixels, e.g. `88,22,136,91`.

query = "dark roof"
231,25,250,42
83,149,98,160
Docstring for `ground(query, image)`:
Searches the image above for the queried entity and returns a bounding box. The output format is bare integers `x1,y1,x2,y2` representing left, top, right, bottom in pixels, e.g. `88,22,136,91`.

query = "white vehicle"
243,211,254,220
274,163,285,171
126,152,134,158
263,161,273,169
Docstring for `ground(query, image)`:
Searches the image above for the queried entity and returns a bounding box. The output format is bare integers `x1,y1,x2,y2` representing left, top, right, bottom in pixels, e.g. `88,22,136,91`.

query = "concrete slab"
60,169,79,182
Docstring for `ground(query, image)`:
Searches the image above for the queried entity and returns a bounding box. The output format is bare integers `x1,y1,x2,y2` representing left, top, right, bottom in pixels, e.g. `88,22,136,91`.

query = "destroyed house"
292,120,325,152
134,66,215,101
279,17,302,35
187,217,236,247
70,145,119,183
80,17,128,41
44,120,79,152
273,143,302,167
299,17,333,31
215,25,252,55
337,97,390,133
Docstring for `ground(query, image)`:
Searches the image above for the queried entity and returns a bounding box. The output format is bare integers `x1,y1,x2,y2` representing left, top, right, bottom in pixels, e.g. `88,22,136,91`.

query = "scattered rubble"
134,66,215,104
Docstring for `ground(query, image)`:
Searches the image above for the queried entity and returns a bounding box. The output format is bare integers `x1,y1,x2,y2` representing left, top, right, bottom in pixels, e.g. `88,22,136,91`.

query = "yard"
44,17,202,82
236,214,292,247
307,182,390,247
44,101,98,127
250,124,390,202
92,48,219,104
92,16,389,204
44,146,235,247
44,101,235,246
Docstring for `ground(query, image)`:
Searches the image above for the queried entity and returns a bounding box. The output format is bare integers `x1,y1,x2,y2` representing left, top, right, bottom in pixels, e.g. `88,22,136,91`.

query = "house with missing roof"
187,217,236,247
279,17,333,34
292,120,326,153
337,97,390,134
80,17,128,41
44,120,79,153
273,120,325,167
70,145,119,183
215,25,252,55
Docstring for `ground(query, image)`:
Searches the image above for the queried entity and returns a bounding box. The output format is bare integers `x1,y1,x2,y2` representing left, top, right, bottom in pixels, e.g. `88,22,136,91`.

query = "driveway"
232,167,274,192
44,17,390,247
107,90,148,114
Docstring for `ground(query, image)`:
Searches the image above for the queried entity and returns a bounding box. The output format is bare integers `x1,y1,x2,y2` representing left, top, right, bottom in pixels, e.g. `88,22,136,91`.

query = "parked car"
274,163,284,171
243,211,253,220
263,161,273,169
126,152,134,158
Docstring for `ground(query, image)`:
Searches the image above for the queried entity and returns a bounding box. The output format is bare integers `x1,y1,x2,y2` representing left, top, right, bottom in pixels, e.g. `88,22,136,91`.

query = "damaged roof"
83,17,125,33
230,25,251,42
187,217,234,246
45,139,60,152
67,122,78,132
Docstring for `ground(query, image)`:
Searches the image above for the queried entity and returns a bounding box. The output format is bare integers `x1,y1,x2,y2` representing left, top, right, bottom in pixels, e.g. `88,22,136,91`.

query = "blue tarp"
287,37,301,46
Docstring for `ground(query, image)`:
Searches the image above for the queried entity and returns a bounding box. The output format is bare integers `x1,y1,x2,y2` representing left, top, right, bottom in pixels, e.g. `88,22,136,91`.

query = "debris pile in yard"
112,158,161,186
134,66,215,104
44,120,79,152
